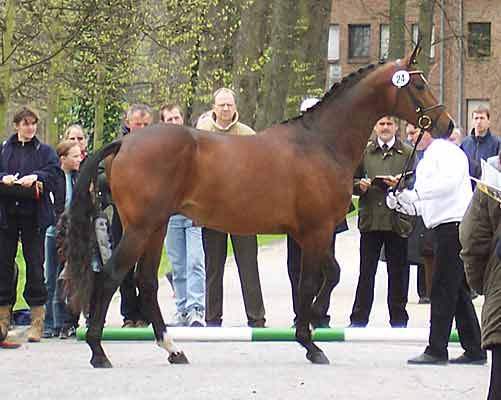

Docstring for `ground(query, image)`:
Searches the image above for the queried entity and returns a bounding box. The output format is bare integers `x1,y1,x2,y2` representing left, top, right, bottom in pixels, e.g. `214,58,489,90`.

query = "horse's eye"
415,83,425,91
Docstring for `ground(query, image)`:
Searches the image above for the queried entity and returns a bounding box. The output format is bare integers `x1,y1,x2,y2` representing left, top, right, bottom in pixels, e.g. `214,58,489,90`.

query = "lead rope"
392,126,425,194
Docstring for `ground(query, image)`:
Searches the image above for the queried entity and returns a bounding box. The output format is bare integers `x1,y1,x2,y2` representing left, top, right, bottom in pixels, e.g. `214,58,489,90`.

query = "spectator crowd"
0,97,500,398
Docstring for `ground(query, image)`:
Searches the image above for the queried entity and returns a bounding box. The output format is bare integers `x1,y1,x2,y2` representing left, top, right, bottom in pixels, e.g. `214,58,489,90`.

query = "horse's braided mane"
283,60,386,124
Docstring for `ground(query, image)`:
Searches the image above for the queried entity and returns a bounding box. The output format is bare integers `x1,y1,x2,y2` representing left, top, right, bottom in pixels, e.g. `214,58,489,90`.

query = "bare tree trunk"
417,0,435,76
232,0,270,127
46,59,61,146
191,0,238,120
285,0,332,118
47,16,64,147
302,0,332,92
388,0,407,60
255,0,300,131
93,67,105,150
0,0,16,138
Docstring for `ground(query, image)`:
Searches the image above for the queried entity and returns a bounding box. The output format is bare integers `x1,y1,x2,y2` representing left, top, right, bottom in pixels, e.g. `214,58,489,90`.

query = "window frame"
379,24,389,61
348,24,371,61
328,24,340,62
468,22,491,58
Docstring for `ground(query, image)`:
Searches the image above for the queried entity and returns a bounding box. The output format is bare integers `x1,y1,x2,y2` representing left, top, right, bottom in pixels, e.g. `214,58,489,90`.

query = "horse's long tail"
65,140,122,313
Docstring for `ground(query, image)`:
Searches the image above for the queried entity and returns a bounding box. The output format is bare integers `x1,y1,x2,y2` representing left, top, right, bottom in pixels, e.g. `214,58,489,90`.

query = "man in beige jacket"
196,88,266,327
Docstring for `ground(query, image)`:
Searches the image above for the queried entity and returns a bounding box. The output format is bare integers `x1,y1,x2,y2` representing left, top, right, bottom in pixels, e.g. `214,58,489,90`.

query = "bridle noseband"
405,70,446,132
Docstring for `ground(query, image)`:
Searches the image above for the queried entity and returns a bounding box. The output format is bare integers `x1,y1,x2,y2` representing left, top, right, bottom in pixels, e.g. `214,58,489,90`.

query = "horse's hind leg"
136,226,188,364
86,272,118,368
86,230,147,368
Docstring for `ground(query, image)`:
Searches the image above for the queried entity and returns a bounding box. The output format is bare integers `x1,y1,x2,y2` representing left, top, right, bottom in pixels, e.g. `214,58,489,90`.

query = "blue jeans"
165,214,205,313
44,228,57,332
44,227,71,332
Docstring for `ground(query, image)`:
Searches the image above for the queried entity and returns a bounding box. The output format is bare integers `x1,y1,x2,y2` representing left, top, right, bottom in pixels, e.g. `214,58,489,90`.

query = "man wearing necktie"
349,116,415,328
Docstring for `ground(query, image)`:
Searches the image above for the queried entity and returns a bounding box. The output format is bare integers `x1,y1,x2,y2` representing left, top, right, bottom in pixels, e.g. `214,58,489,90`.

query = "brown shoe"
27,306,45,342
0,305,12,342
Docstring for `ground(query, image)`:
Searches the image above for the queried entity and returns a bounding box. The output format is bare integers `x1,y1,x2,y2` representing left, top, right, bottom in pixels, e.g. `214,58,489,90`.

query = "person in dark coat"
0,106,59,343
461,188,501,399
109,104,153,328
43,140,81,339
460,106,499,182
350,116,414,328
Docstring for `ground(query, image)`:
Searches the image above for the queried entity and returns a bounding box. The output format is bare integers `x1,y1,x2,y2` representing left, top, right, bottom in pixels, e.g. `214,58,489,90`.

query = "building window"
348,24,371,59
327,64,342,89
328,25,340,61
468,22,491,57
412,24,435,59
467,99,490,134
379,24,389,60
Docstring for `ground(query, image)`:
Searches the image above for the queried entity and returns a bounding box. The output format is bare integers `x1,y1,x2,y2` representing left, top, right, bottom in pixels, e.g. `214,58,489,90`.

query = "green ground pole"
76,327,459,343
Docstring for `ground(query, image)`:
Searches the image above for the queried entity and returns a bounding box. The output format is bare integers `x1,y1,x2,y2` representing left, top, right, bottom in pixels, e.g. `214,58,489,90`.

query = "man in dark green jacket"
461,188,501,397
349,116,415,328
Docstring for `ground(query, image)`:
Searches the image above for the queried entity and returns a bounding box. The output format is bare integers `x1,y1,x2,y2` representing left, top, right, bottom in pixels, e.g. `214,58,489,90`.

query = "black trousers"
111,206,146,322
202,228,265,326
403,263,427,299
488,345,501,400
350,230,409,327
287,233,336,327
0,214,47,306
425,222,484,359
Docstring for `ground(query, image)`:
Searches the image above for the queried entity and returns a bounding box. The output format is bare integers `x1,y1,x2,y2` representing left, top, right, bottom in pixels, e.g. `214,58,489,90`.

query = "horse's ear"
407,38,422,67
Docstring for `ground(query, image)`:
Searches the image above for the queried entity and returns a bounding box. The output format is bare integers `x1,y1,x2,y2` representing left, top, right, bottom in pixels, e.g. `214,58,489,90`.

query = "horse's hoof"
90,357,113,368
168,351,189,364
306,350,330,365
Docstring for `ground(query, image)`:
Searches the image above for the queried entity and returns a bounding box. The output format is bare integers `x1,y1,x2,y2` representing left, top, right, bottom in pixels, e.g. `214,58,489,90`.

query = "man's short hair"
126,104,152,121
13,105,39,124
472,106,490,119
213,87,236,104
159,104,183,122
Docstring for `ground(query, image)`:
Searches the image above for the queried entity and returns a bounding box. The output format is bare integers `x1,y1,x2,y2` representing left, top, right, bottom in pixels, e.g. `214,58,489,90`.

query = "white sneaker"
166,311,187,327
186,308,205,327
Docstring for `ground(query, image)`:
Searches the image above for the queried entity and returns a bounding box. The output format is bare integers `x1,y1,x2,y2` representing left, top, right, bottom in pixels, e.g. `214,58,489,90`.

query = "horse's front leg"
296,248,330,365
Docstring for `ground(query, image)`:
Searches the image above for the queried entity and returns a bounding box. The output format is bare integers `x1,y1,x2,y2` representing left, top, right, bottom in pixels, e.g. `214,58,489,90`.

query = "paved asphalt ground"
2,217,489,400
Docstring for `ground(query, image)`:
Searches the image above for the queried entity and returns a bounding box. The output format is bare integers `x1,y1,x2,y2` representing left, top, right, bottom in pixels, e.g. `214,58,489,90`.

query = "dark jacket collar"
6,133,41,150
368,136,405,154
469,128,493,142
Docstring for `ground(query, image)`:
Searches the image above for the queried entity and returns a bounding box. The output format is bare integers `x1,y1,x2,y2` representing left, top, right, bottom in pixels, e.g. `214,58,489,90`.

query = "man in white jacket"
387,130,486,365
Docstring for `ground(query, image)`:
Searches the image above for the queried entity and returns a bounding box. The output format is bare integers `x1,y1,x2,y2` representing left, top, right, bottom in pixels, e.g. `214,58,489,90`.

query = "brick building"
328,0,501,134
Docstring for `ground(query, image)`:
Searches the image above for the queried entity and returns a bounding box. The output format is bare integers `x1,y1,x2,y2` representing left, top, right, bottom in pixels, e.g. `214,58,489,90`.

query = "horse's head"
384,43,454,138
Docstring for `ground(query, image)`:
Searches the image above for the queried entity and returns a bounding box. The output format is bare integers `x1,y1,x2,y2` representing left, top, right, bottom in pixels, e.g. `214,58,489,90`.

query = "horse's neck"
314,85,384,172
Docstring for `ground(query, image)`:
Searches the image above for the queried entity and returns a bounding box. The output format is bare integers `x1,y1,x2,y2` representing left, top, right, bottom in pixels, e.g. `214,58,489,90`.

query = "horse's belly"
182,203,286,235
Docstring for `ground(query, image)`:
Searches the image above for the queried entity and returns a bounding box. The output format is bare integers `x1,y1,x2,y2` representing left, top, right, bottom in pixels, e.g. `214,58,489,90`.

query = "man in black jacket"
112,104,153,328
0,106,59,343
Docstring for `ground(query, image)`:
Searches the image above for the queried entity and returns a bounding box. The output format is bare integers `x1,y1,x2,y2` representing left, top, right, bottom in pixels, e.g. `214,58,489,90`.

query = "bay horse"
66,44,453,368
